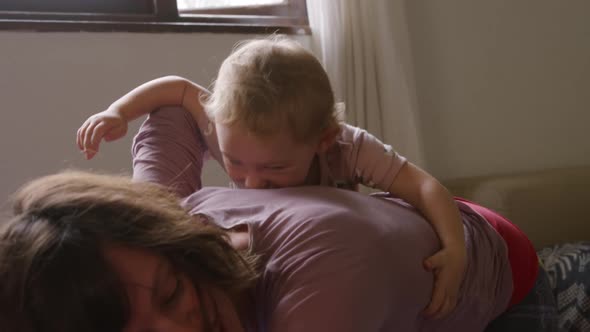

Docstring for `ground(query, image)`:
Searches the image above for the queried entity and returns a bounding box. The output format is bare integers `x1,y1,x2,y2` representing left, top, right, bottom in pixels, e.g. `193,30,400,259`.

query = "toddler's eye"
225,158,242,166
265,165,286,171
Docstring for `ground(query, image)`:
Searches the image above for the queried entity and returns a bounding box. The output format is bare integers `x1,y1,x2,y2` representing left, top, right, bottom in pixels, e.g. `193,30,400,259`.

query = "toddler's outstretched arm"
76,75,208,159
388,163,467,319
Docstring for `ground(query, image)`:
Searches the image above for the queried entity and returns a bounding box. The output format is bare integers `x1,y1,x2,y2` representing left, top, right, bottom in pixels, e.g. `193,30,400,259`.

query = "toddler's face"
217,123,319,189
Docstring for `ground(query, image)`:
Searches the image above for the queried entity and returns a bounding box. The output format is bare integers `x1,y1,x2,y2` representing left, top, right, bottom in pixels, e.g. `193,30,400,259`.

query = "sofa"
445,165,590,331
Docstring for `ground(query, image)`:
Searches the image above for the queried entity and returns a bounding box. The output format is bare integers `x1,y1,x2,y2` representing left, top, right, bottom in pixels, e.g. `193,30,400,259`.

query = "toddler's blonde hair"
202,36,344,143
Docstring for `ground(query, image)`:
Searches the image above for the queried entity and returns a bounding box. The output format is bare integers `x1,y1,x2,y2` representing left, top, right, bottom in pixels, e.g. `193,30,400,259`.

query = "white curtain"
306,0,425,166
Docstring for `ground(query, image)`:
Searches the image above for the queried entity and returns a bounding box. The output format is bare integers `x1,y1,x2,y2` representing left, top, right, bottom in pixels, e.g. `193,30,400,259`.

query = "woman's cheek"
181,277,204,327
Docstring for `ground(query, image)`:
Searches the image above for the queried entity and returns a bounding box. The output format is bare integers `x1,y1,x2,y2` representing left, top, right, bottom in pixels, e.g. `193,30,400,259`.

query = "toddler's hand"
422,244,467,319
76,108,128,160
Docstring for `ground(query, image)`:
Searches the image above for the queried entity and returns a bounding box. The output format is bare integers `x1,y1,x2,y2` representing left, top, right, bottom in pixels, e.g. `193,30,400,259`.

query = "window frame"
0,0,309,34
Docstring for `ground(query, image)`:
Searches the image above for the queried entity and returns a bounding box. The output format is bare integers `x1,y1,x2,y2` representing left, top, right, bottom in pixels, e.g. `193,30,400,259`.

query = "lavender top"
182,188,512,332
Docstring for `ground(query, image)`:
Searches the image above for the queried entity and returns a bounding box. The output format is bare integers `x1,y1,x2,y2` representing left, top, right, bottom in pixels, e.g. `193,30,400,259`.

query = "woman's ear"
316,126,340,153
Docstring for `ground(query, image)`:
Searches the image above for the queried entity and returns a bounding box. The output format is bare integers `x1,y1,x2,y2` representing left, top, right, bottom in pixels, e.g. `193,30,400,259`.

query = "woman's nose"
141,314,195,332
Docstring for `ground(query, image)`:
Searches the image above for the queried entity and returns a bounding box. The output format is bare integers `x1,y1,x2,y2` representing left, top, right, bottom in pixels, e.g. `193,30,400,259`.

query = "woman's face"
103,245,244,332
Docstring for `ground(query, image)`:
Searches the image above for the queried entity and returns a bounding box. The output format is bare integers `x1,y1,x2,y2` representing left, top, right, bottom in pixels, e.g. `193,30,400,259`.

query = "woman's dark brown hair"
0,171,257,332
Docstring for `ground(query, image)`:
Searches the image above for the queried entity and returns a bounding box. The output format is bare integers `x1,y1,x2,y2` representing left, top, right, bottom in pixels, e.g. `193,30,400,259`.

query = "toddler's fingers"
76,122,89,151
424,251,445,271
83,120,101,153
81,148,97,160
424,283,446,317
434,295,456,319
76,127,81,150
89,122,108,151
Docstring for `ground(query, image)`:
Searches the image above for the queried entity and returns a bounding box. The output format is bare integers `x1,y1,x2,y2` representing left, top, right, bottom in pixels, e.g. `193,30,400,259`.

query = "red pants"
456,198,539,307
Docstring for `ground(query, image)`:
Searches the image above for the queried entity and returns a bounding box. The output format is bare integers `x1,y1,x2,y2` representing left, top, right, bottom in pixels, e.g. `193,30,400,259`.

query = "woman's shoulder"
184,187,441,279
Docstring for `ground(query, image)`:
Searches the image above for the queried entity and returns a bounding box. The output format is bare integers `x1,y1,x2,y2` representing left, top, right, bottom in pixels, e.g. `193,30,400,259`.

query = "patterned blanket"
538,242,590,331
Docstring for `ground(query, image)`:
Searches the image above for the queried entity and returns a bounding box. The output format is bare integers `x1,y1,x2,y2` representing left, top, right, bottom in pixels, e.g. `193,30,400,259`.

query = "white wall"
2,1,589,202
0,32,266,202
406,0,590,180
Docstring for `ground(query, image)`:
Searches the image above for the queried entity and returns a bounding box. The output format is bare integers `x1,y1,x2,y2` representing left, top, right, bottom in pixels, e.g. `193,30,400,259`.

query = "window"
0,0,309,34
178,0,285,11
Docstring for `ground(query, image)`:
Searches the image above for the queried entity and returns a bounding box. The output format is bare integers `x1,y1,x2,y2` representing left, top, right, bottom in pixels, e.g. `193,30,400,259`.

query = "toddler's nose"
244,175,268,189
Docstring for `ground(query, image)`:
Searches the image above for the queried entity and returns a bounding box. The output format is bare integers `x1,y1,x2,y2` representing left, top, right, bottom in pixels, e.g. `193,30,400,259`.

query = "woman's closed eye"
161,274,184,309
158,269,206,329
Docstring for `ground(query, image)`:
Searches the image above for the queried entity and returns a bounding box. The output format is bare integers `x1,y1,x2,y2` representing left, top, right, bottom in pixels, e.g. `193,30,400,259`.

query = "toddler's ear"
317,126,340,153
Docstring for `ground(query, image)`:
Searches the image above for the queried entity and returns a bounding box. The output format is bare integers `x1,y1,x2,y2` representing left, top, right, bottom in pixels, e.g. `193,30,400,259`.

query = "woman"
0,171,251,332
1,169,547,331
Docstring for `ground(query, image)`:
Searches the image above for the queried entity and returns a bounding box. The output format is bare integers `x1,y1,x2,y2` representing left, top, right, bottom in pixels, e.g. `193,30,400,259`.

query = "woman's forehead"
103,245,166,287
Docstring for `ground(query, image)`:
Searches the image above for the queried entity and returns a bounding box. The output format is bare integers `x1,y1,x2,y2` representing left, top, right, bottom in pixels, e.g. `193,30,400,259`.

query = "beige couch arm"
445,166,590,249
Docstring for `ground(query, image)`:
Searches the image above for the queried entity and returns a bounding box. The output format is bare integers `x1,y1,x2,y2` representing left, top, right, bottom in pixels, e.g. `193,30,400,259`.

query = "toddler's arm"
387,163,466,319
77,75,208,159
344,124,466,319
